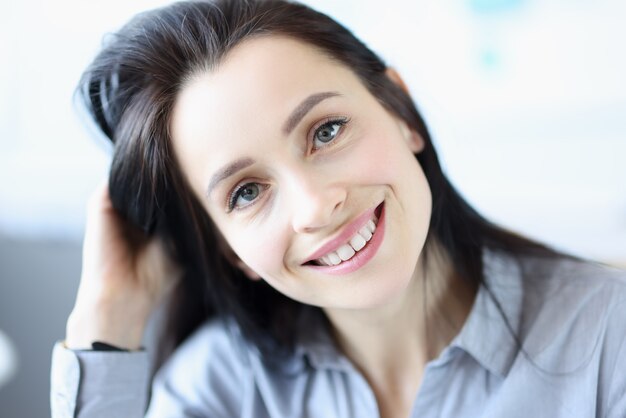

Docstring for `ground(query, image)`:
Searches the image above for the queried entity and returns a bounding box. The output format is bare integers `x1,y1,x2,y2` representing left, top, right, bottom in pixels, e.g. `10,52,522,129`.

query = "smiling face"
170,36,432,311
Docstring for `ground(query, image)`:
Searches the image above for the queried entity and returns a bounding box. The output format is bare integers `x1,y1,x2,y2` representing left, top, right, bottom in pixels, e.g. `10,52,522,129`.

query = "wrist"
65,306,146,351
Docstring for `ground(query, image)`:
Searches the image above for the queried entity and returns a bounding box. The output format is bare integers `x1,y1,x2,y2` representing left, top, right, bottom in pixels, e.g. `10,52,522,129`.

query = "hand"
65,181,180,350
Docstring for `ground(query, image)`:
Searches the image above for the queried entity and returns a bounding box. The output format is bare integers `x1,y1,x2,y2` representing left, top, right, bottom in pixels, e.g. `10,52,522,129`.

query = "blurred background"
1,0,625,416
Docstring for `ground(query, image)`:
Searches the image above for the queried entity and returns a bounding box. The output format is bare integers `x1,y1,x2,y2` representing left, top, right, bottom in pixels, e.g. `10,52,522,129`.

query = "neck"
322,242,477,410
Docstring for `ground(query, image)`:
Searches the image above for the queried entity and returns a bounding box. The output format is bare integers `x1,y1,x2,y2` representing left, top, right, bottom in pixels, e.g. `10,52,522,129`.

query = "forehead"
170,36,368,193
172,35,360,136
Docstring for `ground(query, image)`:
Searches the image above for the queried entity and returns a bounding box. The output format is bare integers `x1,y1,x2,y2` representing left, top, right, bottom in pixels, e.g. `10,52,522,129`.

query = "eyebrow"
206,91,341,200
206,157,255,199
282,91,341,134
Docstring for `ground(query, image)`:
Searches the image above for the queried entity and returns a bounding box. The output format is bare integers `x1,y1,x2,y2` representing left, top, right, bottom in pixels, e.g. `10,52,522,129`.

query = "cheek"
226,222,290,278
343,128,415,184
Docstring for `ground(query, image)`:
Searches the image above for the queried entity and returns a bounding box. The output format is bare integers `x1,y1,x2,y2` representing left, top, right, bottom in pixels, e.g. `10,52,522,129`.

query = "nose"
288,170,346,234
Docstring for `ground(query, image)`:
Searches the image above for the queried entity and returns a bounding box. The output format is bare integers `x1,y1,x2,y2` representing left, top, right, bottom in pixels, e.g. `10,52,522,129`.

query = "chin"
332,270,417,311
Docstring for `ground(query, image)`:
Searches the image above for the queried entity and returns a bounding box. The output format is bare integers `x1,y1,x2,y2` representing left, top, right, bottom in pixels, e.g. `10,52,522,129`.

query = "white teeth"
337,244,356,261
313,212,380,266
358,225,372,241
328,252,341,265
349,234,366,251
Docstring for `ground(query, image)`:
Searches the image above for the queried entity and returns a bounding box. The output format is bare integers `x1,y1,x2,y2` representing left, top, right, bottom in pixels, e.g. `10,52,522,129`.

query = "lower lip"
305,202,386,276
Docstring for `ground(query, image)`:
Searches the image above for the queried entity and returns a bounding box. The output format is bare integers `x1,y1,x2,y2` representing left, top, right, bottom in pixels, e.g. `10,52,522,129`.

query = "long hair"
78,0,562,368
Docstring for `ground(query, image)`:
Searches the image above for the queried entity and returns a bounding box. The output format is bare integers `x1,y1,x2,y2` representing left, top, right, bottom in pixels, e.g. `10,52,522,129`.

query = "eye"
312,118,348,150
228,182,263,211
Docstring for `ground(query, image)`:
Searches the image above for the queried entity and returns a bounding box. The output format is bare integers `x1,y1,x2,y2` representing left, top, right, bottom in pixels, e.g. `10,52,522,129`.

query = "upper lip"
302,202,382,264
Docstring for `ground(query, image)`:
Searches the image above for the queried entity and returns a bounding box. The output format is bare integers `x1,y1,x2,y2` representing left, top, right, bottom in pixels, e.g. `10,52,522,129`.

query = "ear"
385,67,425,154
385,67,411,95
398,120,425,154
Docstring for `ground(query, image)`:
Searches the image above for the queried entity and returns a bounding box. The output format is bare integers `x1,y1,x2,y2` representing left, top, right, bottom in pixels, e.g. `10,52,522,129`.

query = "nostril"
333,199,344,213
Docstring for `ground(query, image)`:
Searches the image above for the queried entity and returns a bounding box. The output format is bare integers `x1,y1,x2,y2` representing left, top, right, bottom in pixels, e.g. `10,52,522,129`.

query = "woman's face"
171,36,432,311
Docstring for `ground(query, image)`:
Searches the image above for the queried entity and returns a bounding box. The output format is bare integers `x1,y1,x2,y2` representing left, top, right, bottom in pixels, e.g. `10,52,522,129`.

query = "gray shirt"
51,250,626,417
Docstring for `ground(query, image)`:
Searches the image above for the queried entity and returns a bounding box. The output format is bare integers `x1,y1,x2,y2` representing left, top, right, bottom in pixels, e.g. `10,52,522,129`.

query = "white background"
1,0,625,263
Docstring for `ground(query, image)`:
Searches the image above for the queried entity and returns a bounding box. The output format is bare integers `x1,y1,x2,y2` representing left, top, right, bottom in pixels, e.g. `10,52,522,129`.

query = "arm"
51,182,179,417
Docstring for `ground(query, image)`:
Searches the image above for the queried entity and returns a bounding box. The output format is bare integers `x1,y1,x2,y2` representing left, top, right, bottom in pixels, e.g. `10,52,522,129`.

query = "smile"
313,216,377,265
303,202,386,275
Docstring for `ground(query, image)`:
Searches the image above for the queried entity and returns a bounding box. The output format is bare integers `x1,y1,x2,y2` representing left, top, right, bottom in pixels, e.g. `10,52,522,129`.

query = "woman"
51,0,626,417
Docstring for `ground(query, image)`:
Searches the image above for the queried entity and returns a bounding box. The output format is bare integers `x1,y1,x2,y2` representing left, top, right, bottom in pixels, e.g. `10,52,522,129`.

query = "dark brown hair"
79,0,561,368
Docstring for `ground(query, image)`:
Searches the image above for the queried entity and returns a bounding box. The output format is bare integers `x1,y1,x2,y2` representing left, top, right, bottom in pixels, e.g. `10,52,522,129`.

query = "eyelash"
226,116,350,212
227,182,265,212
310,116,349,152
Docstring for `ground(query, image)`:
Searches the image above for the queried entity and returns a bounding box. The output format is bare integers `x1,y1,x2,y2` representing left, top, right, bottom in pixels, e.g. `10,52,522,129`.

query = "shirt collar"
294,306,353,372
450,248,523,378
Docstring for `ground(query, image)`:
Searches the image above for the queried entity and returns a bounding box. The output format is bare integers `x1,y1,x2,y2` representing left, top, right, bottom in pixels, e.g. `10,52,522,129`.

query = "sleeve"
50,341,150,418
51,320,249,418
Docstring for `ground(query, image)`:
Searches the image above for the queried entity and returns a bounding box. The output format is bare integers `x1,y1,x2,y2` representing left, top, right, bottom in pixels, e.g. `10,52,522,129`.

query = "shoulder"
516,254,626,372
519,255,626,329
518,256,626,415
478,251,626,416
